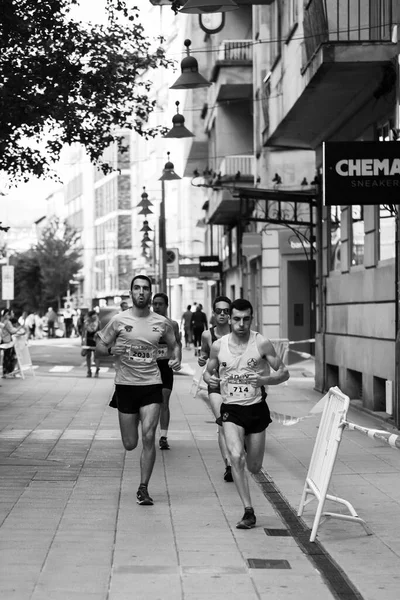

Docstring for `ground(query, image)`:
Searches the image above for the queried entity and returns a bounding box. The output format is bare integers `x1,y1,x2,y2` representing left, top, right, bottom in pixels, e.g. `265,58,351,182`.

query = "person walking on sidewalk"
191,305,207,357
82,310,101,378
181,305,192,349
95,275,181,506
198,295,233,482
152,293,182,451
203,298,289,529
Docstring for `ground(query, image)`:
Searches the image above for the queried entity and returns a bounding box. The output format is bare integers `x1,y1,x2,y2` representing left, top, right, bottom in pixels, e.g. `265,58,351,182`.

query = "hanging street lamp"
179,0,239,14
164,101,194,138
170,39,211,90
158,153,182,292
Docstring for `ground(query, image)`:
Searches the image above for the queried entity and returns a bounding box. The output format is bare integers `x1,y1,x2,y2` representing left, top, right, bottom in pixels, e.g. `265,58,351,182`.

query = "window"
379,205,395,261
329,206,341,271
351,205,364,266
285,0,298,42
270,0,282,69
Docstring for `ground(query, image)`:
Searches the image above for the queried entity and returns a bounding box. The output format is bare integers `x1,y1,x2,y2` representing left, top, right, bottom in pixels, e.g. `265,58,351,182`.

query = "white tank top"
218,331,270,406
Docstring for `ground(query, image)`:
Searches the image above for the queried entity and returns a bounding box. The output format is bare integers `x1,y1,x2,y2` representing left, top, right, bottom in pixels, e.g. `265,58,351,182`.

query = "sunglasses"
214,308,230,315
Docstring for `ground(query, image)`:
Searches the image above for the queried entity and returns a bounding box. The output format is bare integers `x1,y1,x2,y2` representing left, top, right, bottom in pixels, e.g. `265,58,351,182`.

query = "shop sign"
323,141,400,206
199,256,221,273
242,233,262,257
179,263,200,277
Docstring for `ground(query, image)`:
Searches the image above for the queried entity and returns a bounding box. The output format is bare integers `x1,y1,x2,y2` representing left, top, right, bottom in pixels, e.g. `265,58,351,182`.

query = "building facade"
165,0,399,423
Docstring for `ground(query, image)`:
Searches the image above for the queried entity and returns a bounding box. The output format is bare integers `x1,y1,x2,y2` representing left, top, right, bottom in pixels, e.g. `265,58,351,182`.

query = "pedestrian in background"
180,304,192,349
191,304,207,356
0,309,24,378
120,300,129,312
46,307,58,338
82,310,101,378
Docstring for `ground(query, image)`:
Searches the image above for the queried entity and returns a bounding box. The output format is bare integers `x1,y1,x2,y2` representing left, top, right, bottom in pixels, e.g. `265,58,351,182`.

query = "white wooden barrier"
298,386,372,542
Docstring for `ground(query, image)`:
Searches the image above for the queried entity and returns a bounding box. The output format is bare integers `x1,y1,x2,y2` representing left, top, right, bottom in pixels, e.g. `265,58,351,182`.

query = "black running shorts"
157,360,174,391
216,395,272,435
109,384,163,414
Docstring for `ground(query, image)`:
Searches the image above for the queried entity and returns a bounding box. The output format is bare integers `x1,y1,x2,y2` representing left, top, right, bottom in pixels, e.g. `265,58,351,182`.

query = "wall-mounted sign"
199,255,221,273
166,248,179,279
1,265,14,300
179,263,200,278
323,141,400,206
242,233,262,258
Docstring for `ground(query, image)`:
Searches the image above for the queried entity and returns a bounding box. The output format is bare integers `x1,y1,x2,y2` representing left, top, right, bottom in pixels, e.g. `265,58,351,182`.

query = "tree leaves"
13,217,82,312
0,0,173,183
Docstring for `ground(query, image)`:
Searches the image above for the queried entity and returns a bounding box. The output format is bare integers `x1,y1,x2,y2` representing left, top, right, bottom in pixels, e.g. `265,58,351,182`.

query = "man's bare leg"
209,392,232,480
159,388,171,449
223,421,252,506
118,411,140,451
139,403,161,486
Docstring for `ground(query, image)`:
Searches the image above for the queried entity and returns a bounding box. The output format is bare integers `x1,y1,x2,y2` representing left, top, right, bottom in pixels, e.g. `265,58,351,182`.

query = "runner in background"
204,298,289,529
152,293,182,450
198,296,233,482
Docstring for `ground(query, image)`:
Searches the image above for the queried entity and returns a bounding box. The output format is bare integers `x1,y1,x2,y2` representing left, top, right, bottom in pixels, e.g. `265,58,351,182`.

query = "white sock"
161,430,168,438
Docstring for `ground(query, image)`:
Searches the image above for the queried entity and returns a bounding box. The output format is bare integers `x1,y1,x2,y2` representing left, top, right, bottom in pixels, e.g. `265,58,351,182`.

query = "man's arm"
198,330,211,366
172,320,182,348
164,322,181,370
247,337,289,388
203,340,221,388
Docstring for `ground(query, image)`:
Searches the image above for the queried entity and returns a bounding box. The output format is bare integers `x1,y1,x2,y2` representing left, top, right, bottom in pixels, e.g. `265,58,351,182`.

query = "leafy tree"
13,251,43,314
35,217,82,311
12,217,82,313
1,0,171,183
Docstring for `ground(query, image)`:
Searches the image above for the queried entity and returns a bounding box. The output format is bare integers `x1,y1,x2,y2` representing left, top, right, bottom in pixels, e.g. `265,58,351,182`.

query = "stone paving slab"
0,355,399,599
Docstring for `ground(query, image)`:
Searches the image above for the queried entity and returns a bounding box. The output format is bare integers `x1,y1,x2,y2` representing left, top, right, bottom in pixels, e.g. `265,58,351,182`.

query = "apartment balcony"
211,40,253,102
265,0,397,149
207,155,254,225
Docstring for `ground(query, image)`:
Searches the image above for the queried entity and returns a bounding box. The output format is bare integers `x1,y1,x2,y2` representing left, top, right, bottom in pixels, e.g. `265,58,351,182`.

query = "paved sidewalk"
1,350,399,600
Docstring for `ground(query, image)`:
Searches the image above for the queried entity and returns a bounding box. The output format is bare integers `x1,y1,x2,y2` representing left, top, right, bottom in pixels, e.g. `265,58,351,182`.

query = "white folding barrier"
298,386,372,542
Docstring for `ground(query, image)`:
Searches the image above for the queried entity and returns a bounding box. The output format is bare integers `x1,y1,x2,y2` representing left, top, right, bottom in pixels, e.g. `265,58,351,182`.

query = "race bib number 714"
227,375,253,399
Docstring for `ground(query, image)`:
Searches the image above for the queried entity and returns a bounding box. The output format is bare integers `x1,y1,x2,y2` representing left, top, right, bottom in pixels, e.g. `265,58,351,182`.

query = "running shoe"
136,486,154,505
236,507,256,529
224,465,233,482
159,436,170,450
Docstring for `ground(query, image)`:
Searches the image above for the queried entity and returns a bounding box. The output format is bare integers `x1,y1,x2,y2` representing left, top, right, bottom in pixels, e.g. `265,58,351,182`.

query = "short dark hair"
88,309,97,317
130,274,152,291
213,295,232,311
187,305,191,310
230,298,253,316
153,292,168,306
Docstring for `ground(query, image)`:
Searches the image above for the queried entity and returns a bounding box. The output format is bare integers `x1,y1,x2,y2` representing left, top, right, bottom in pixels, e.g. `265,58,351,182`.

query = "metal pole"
159,180,167,293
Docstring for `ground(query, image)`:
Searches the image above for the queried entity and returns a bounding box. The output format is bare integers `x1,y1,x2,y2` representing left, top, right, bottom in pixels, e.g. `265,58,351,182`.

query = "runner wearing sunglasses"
197,296,233,482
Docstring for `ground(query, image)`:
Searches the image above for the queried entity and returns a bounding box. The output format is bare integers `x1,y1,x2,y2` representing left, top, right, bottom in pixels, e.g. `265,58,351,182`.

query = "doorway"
287,259,313,354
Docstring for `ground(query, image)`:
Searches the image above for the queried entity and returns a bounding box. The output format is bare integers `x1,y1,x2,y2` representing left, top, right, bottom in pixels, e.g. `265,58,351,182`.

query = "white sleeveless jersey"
98,311,169,385
218,331,270,406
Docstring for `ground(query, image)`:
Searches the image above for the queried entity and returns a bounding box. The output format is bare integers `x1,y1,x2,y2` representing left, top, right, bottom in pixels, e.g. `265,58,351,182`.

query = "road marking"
49,366,75,372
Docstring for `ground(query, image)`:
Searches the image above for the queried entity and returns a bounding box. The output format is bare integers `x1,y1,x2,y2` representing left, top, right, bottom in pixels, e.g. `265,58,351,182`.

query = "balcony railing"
303,0,394,63
217,40,253,62
219,155,254,179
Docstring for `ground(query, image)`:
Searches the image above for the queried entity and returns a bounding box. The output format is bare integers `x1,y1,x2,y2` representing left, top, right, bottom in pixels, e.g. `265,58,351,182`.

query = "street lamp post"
158,153,181,293
159,179,167,292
